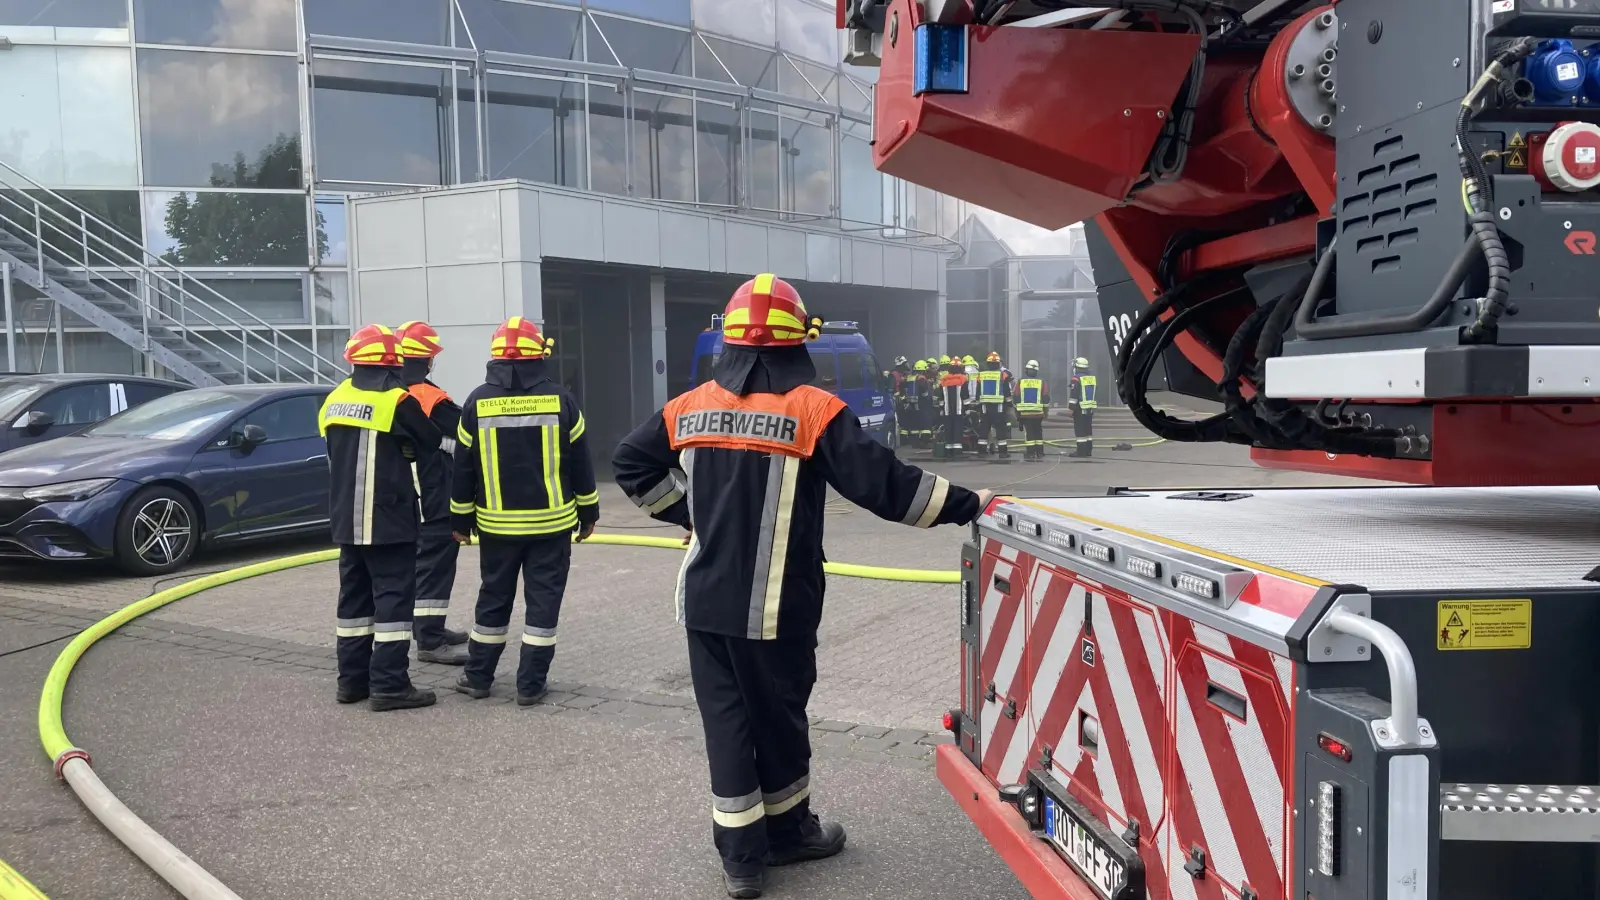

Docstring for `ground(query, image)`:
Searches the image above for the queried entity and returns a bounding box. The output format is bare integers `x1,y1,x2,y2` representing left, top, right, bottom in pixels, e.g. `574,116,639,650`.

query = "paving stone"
917,734,956,746
887,743,933,760
848,724,890,739
851,737,897,753
814,720,856,733
812,731,854,749
560,695,605,710
885,729,929,746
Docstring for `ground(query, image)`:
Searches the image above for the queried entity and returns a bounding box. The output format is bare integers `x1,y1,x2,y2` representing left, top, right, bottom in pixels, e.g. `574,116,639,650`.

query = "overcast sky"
974,209,1084,257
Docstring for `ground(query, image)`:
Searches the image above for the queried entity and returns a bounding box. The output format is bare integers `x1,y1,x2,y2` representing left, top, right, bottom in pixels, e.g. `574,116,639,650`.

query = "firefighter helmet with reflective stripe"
490,316,554,359
1074,356,1090,369
1025,359,1040,371
894,355,908,367
986,351,1001,363
913,359,929,372
722,273,821,347
963,355,977,366
939,355,951,365
345,324,402,367
396,320,444,358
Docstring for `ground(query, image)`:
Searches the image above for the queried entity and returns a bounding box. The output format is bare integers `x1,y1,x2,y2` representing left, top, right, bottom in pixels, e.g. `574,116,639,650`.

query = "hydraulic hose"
38,535,961,899
1293,237,1479,340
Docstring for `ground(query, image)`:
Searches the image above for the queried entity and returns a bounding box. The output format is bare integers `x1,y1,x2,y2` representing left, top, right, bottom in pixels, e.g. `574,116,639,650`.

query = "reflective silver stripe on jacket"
674,448,698,627
480,414,560,429
440,436,458,454
335,616,374,638
632,471,685,514
373,621,412,643
746,454,799,640
711,789,764,829
352,429,378,544
901,470,952,529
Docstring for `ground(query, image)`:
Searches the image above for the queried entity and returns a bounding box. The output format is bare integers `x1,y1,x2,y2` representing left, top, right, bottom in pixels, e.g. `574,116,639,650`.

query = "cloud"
976,209,1085,257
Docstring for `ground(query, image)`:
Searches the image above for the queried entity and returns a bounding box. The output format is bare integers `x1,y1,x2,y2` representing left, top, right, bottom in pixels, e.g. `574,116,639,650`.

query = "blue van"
688,319,897,446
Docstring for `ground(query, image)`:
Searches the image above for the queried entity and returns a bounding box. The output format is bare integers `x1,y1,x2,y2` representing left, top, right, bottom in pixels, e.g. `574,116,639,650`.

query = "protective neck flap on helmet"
712,344,816,397
350,365,406,391
486,358,551,391
401,357,433,386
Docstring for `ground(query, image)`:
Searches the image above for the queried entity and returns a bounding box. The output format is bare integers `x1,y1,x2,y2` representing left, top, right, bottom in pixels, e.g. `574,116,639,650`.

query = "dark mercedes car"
0,373,188,454
0,384,334,574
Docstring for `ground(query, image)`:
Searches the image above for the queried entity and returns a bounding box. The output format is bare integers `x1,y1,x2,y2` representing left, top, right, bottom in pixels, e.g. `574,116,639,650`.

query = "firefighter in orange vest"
396,321,469,664
319,325,442,711
936,355,968,459
613,274,990,900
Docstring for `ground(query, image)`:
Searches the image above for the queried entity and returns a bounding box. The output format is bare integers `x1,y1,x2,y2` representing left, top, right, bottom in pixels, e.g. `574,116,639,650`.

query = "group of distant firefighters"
882,352,1097,460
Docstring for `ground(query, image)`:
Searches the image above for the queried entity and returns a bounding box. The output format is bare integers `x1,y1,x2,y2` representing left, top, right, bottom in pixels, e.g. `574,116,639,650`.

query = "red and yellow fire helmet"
722,273,821,347
344,324,402,367
489,316,554,359
396,320,444,359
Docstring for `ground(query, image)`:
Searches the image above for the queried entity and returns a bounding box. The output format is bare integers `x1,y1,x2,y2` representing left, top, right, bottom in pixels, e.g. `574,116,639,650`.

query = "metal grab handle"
1324,609,1423,748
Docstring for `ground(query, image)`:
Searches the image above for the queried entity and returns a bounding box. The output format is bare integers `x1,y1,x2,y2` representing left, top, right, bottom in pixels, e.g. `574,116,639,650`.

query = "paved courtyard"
0,439,1372,899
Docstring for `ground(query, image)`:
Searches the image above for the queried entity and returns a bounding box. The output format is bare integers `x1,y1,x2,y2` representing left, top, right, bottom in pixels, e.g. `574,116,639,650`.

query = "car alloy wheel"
130,496,193,568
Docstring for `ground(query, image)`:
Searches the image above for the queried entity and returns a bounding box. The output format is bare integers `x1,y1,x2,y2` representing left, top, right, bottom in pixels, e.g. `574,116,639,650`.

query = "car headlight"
21,478,118,502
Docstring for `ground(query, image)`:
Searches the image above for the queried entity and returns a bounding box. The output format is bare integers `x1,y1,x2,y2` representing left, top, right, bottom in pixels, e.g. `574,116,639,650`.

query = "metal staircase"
0,160,343,386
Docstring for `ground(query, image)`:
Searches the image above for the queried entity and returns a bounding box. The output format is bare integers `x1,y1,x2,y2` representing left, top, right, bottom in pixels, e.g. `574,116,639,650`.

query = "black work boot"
453,674,491,699
767,815,847,866
335,683,369,704
416,642,469,665
369,687,437,711
442,628,468,646
516,687,549,707
722,869,764,899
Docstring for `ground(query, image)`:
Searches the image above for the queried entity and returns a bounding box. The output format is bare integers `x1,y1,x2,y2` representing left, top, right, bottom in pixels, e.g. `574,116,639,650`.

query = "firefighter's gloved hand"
574,521,595,543
682,526,693,546
451,531,473,544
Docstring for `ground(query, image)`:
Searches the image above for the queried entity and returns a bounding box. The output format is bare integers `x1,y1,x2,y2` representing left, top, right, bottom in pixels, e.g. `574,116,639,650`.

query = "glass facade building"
0,0,964,381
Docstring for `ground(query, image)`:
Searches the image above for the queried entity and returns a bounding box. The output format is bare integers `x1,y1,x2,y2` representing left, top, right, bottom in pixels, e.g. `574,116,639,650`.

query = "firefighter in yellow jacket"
320,324,443,711
450,317,599,705
613,274,990,899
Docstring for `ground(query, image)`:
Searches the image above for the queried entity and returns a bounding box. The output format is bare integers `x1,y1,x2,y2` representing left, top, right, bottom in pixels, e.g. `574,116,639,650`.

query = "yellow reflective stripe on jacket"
542,423,564,509
476,503,577,536
481,426,501,510
318,381,405,435
570,413,586,442
456,421,474,448
575,489,598,507
1016,378,1044,413
450,499,475,515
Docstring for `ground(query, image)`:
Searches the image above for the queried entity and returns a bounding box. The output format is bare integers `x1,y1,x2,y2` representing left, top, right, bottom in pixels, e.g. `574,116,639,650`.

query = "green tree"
161,134,322,266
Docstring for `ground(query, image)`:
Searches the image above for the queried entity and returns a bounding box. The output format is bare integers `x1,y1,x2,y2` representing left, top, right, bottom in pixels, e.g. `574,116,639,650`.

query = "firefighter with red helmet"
612,274,991,899
395,321,469,665
319,324,443,711
449,317,599,706
975,351,1013,459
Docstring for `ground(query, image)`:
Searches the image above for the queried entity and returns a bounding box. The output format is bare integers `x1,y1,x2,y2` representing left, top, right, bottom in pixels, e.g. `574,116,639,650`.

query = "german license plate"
1043,790,1140,900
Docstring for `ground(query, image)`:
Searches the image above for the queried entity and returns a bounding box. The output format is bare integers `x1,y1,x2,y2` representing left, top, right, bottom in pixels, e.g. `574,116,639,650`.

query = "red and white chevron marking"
974,538,1297,900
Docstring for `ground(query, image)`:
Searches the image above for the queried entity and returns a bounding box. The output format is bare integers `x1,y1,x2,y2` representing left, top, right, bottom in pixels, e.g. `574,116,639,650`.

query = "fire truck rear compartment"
964,486,1600,900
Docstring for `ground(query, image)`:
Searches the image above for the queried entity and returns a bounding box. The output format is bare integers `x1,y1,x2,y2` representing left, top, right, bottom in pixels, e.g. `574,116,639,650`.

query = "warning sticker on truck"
1437,600,1532,651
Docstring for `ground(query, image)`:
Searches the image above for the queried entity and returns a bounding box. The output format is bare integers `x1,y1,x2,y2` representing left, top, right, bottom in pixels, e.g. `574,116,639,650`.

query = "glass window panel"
911,184,936,234
947,268,987,302
837,350,865,389
313,60,461,186
776,0,835,65
137,50,301,189
234,395,324,441
781,119,831,216
480,73,585,187
747,110,780,210
456,0,580,57
0,46,137,188
133,0,296,50
838,135,879,226
808,348,837,388
693,0,773,46
588,13,690,75
589,0,688,24
846,60,876,83
781,56,837,104
314,271,349,325
695,97,738,206
938,193,961,239
314,196,347,265
12,190,142,262
0,0,127,40
1021,298,1075,329
700,35,776,89
303,0,451,46
145,191,310,266
586,80,628,196
631,90,695,202
946,333,989,362
196,277,306,323
946,301,989,333
1021,259,1075,290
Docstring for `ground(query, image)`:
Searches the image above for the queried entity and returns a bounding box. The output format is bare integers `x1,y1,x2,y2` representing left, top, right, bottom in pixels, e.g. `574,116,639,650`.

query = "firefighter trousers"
688,629,817,877
1020,415,1045,457
1073,407,1094,456
335,542,418,696
464,534,572,695
940,409,966,454
413,518,459,649
979,405,1010,455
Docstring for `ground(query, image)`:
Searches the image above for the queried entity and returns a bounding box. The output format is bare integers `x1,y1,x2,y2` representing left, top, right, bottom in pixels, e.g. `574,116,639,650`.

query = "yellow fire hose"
32,534,958,899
